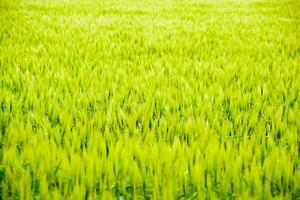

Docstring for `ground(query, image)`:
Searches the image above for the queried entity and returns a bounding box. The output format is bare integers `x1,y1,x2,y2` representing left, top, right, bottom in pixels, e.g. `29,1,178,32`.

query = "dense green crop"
0,0,300,199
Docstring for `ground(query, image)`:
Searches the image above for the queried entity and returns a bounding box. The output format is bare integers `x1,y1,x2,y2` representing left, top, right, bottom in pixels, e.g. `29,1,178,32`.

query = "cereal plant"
0,0,299,199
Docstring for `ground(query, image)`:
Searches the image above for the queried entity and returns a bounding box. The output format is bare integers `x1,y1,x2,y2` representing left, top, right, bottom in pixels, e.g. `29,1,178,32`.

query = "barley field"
0,0,300,199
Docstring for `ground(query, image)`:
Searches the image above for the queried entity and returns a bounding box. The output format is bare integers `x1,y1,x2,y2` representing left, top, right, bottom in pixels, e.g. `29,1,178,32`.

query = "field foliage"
0,0,300,199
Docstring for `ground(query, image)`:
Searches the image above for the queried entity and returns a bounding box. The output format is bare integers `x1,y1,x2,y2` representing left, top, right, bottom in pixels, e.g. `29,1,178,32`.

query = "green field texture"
0,0,300,199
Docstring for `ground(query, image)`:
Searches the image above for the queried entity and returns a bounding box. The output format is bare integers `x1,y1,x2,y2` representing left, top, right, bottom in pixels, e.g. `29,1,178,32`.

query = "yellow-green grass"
0,0,300,199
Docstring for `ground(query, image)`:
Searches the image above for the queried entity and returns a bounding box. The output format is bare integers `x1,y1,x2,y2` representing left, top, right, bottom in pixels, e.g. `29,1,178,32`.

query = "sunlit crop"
0,0,300,199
